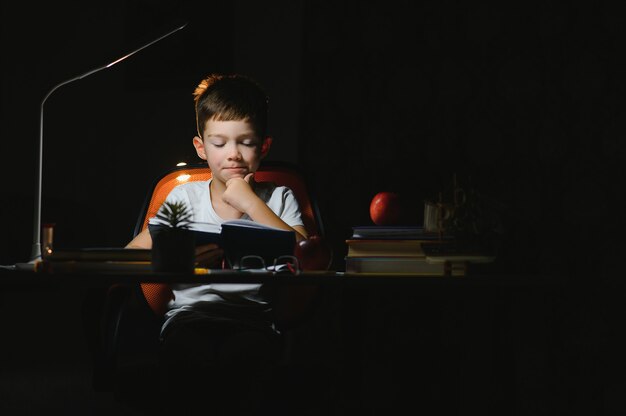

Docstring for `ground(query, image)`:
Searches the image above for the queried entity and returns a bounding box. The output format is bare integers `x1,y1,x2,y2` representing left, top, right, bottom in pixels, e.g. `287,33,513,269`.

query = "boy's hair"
193,74,269,139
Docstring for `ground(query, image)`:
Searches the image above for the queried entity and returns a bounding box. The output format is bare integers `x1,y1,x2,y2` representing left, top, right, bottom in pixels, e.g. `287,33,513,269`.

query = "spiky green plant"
156,200,192,229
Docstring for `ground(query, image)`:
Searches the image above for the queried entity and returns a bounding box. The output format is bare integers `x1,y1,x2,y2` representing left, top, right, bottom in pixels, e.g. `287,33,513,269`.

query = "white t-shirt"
151,179,304,336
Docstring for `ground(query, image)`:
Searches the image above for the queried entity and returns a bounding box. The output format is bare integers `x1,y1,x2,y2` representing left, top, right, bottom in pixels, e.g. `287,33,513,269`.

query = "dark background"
2,1,626,414
2,1,626,276
1,1,625,275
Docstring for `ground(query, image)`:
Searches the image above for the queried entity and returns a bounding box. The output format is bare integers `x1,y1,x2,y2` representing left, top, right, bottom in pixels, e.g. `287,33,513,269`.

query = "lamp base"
14,259,39,271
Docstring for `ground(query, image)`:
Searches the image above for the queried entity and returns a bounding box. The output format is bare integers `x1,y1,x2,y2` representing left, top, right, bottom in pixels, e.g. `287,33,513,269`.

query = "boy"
126,73,307,414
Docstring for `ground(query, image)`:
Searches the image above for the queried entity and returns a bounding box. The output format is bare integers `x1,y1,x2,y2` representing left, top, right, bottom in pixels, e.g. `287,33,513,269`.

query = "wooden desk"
0,266,565,287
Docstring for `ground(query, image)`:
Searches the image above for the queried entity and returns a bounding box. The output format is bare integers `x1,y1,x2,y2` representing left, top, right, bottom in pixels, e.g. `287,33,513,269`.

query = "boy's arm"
126,228,153,249
246,201,308,241
223,176,308,241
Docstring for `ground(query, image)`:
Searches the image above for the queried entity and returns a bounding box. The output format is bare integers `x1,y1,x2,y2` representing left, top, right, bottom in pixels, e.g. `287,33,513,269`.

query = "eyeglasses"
233,255,301,275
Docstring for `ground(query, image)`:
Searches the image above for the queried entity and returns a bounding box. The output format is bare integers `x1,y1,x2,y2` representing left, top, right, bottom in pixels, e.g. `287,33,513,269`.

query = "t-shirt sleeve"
275,187,305,228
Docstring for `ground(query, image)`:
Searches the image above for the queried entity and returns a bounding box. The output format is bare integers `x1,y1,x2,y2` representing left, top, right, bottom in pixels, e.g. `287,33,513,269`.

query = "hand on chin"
224,171,254,185
222,173,256,213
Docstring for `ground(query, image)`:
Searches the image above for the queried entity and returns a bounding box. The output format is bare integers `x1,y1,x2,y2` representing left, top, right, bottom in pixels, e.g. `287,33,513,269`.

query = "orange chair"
135,161,325,318
94,161,327,396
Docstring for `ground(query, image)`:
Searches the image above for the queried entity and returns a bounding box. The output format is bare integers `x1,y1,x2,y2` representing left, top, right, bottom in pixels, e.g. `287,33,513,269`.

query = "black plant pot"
151,228,196,273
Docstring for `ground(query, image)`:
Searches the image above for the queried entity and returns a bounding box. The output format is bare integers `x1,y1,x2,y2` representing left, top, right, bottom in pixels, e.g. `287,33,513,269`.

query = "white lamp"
20,21,187,269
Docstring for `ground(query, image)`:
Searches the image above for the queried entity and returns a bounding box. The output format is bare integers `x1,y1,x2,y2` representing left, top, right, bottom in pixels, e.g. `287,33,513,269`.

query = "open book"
148,219,296,269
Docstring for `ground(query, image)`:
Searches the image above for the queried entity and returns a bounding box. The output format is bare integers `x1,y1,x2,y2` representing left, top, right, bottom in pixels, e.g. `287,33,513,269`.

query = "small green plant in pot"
151,200,196,273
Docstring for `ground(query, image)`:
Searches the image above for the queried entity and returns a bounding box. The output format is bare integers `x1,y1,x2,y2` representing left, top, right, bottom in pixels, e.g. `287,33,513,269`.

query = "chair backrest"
136,161,323,316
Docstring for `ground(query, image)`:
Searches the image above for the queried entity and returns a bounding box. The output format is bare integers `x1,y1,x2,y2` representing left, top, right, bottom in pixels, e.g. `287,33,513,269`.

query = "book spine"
345,239,446,258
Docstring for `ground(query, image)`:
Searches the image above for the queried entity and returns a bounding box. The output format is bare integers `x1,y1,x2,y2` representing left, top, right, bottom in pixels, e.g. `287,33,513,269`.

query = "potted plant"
150,200,196,273
441,180,507,255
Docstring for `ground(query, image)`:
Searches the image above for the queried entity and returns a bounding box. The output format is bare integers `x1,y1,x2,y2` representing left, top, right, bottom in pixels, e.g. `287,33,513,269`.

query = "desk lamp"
17,21,187,270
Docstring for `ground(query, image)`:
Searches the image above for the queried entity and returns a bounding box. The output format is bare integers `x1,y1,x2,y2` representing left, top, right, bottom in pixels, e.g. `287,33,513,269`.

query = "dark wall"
3,1,624,276
298,1,626,277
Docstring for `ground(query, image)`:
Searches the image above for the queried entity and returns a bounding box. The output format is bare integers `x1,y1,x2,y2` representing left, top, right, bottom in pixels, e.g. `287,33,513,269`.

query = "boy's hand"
195,243,224,268
223,173,260,214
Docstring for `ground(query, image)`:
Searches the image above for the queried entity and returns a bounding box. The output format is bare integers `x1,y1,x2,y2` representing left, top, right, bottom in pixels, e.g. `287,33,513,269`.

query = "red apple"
293,235,332,271
370,191,403,225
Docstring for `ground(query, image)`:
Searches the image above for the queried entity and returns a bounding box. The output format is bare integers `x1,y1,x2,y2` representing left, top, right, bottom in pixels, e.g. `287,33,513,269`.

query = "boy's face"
192,118,270,184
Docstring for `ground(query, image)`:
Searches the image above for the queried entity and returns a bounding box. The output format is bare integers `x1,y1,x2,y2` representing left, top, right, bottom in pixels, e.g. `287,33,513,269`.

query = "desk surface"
0,266,565,289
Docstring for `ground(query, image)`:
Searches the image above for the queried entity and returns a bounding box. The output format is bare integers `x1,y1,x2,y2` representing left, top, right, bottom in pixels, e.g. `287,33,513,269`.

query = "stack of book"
345,226,493,276
35,248,153,273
